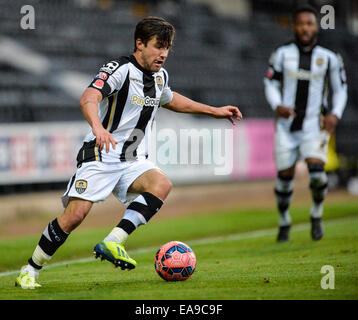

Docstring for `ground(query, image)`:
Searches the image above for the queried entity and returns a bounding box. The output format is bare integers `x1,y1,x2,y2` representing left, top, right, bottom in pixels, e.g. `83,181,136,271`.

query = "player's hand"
92,125,118,153
276,105,295,119
323,113,339,135
213,106,243,125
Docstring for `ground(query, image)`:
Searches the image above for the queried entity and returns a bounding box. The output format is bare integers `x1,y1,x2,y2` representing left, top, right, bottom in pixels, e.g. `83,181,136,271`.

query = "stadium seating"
0,0,357,156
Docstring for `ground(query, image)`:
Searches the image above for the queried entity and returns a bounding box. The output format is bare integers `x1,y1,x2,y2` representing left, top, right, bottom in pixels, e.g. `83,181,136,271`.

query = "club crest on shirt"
156,76,163,91
316,57,325,66
75,180,87,194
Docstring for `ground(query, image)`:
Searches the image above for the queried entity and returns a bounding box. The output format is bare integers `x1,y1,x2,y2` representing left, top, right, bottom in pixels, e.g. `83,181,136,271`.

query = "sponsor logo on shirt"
287,69,323,80
131,95,160,107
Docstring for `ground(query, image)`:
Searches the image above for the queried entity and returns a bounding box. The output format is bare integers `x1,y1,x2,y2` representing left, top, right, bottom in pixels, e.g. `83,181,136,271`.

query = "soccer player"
264,5,347,242
15,17,242,289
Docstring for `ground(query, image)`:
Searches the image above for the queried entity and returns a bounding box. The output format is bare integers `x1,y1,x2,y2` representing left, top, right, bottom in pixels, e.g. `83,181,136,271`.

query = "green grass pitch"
0,200,357,300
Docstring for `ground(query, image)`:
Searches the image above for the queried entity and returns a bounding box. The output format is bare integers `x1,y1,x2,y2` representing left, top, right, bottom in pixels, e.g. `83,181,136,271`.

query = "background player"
15,16,242,289
264,5,347,242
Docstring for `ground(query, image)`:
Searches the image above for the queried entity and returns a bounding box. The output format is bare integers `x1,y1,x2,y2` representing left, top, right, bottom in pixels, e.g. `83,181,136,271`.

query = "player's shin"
104,192,164,244
308,164,328,219
16,218,69,288
275,173,294,227
95,192,163,269
308,163,327,240
28,218,69,271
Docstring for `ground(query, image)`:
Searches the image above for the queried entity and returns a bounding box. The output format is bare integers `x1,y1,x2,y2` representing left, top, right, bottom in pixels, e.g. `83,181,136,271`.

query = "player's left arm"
162,92,242,125
324,53,348,134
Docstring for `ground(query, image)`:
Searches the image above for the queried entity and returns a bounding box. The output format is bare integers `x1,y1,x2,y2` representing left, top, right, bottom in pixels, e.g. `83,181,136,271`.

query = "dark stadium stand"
0,0,357,156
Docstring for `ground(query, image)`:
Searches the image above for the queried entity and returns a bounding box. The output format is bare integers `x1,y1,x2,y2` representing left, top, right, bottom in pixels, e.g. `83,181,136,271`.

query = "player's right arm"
80,60,126,152
264,48,294,119
80,88,118,153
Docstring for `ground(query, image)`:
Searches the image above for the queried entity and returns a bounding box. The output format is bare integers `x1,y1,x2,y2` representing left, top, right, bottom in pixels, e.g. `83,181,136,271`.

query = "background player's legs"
27,198,93,272
104,169,172,244
273,129,298,241
275,166,295,242
306,158,328,240
306,158,328,218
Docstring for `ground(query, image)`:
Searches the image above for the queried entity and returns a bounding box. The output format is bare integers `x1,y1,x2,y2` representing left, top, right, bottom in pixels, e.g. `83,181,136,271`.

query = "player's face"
294,12,319,46
137,36,170,72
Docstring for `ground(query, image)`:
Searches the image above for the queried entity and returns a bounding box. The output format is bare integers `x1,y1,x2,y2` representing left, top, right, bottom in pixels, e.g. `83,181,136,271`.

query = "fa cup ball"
154,241,196,281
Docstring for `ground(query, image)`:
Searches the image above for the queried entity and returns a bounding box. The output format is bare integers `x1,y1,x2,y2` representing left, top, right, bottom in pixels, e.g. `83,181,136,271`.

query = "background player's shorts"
274,128,330,171
61,159,158,208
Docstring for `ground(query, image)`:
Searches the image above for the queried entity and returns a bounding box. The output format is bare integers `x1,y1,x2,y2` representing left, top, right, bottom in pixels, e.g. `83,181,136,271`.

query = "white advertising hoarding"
0,114,276,185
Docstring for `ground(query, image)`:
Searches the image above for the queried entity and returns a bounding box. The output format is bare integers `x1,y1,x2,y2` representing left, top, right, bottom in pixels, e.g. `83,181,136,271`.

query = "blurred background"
0,0,357,233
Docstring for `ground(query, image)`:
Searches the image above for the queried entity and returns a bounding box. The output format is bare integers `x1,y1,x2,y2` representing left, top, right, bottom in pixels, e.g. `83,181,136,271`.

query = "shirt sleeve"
263,48,283,111
88,60,127,99
159,69,174,106
329,52,348,119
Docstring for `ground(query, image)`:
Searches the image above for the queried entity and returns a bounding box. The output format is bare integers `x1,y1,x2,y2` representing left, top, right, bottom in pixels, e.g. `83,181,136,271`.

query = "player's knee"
308,163,328,203
151,176,172,200
278,171,294,182
308,163,327,186
276,171,294,192
164,177,173,194
307,162,324,173
278,166,295,178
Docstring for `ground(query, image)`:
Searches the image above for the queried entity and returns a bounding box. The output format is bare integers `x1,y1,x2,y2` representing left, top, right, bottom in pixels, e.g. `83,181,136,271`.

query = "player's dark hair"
292,4,319,23
134,16,175,52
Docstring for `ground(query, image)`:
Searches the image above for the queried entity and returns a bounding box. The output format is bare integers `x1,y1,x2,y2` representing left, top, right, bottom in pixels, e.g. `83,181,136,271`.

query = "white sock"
279,209,292,227
32,245,52,267
103,227,129,244
23,264,39,278
310,202,323,218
